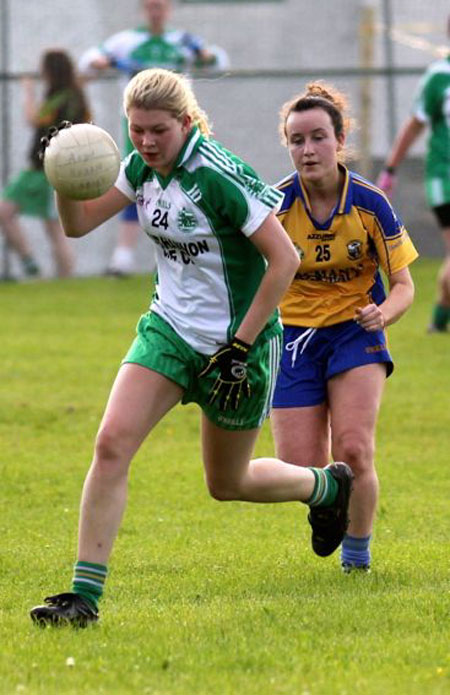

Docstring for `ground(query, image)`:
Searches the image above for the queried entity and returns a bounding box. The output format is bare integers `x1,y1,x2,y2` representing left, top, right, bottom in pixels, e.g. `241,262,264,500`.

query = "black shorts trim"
432,203,450,228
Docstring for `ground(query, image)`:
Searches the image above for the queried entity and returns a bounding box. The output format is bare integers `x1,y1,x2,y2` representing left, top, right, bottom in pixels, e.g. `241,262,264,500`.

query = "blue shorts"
272,320,393,408
121,203,138,222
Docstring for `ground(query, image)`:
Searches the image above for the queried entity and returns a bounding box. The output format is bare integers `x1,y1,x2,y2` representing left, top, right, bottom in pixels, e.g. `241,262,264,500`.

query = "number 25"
315,244,331,262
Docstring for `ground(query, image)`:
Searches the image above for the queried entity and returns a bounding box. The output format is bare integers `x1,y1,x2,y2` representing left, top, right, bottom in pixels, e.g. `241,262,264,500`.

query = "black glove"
38,120,73,161
199,337,252,411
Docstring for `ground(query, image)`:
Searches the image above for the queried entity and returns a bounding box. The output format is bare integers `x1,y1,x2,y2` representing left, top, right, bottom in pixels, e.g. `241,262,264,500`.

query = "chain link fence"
1,0,448,277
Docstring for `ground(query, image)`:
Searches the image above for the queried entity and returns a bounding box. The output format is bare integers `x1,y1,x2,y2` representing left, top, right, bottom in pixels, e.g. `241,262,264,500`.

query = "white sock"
109,246,135,274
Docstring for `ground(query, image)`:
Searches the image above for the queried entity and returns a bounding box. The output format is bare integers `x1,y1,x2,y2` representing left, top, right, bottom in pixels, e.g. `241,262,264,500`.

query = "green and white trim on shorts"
122,311,282,431
425,175,450,208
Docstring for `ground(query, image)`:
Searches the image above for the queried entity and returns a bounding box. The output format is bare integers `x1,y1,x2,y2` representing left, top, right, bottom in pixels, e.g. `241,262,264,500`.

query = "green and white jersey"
115,127,284,355
412,55,450,180
79,26,207,77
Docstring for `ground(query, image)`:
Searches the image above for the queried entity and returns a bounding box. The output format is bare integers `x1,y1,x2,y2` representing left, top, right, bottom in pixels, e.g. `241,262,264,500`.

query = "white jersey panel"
115,161,136,201
115,131,282,355
119,173,233,354
194,141,283,236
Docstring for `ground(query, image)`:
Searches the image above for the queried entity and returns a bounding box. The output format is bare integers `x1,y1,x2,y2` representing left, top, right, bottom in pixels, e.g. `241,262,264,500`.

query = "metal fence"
1,0,448,277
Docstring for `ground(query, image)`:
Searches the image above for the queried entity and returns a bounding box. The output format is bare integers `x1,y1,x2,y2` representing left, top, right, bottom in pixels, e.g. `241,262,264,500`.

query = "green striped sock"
72,561,108,610
307,468,338,507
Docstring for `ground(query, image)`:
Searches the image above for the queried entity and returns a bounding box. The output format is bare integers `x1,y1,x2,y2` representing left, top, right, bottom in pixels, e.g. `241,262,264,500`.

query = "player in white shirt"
30,68,353,626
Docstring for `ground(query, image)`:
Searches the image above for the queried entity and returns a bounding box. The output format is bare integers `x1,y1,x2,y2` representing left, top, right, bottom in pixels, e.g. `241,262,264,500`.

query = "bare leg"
328,364,385,537
108,222,140,275
0,199,34,259
271,404,330,467
43,218,74,277
78,364,184,564
201,415,316,503
436,228,450,306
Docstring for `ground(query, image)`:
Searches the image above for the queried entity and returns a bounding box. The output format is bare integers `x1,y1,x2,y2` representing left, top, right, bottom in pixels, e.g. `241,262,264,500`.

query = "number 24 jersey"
114,126,283,354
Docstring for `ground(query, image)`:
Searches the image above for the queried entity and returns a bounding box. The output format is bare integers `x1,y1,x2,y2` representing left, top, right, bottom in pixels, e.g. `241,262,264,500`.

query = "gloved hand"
199,337,251,411
38,120,72,161
376,168,397,199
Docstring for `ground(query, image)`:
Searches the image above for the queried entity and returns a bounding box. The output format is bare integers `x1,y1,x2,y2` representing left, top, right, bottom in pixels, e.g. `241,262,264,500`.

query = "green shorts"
122,311,283,431
3,169,57,219
425,175,450,209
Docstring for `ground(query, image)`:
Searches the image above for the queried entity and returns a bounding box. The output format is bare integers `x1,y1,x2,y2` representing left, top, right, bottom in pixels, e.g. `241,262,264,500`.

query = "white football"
43,123,121,200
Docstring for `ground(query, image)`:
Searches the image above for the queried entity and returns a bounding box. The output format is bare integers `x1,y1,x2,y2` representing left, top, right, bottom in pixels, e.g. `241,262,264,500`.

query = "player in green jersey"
79,0,228,277
0,49,90,279
30,68,353,627
377,16,450,333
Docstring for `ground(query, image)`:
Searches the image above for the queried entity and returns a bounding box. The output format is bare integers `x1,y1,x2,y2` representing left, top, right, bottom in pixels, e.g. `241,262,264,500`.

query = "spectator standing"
0,49,90,279
79,0,228,277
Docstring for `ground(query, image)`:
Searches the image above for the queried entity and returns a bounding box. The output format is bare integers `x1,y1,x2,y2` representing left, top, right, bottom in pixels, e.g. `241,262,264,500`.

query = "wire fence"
0,0,448,277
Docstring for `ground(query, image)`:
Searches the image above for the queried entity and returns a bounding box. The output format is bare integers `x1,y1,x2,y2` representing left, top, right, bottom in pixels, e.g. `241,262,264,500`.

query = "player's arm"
79,31,139,78
184,32,229,70
234,212,299,345
198,213,298,411
383,115,425,170
56,186,130,238
355,267,415,332
21,77,40,126
377,116,425,196
78,46,113,79
195,47,218,67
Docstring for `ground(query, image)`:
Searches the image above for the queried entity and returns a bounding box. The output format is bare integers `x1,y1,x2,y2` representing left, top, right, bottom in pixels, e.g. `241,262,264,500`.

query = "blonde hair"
123,68,211,136
279,81,354,161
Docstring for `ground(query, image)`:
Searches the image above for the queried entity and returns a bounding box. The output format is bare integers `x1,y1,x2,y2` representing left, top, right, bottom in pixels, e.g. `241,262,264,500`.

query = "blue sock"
341,534,371,568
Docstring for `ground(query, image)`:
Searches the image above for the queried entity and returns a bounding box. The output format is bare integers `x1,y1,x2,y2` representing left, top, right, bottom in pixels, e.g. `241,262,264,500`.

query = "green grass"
0,260,449,695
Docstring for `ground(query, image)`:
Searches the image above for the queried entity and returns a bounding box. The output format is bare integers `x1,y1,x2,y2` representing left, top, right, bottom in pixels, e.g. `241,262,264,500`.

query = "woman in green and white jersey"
30,68,354,626
378,18,450,332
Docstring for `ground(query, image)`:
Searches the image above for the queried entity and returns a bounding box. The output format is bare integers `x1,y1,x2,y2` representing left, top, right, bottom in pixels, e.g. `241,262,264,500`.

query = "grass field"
0,258,448,695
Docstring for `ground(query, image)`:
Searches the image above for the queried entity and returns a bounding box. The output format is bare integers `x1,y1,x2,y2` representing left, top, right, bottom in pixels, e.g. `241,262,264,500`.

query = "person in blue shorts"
271,82,418,573
79,0,228,277
30,69,353,627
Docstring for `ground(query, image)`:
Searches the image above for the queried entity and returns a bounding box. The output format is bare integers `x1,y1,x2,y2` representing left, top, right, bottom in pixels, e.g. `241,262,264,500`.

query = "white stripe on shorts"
430,178,444,207
258,333,282,427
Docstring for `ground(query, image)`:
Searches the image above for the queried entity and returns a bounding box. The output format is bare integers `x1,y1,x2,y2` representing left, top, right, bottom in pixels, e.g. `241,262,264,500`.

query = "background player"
79,0,228,277
30,68,353,626
271,82,418,572
377,15,450,333
0,49,90,279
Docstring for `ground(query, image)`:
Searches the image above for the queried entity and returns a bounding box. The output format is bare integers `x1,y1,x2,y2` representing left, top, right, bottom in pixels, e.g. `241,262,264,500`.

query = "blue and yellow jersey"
276,166,418,328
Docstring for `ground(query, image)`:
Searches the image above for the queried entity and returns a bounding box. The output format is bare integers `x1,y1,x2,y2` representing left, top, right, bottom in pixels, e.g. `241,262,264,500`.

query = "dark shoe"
307,462,354,557
342,562,371,574
104,267,130,278
22,257,40,277
30,592,98,628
